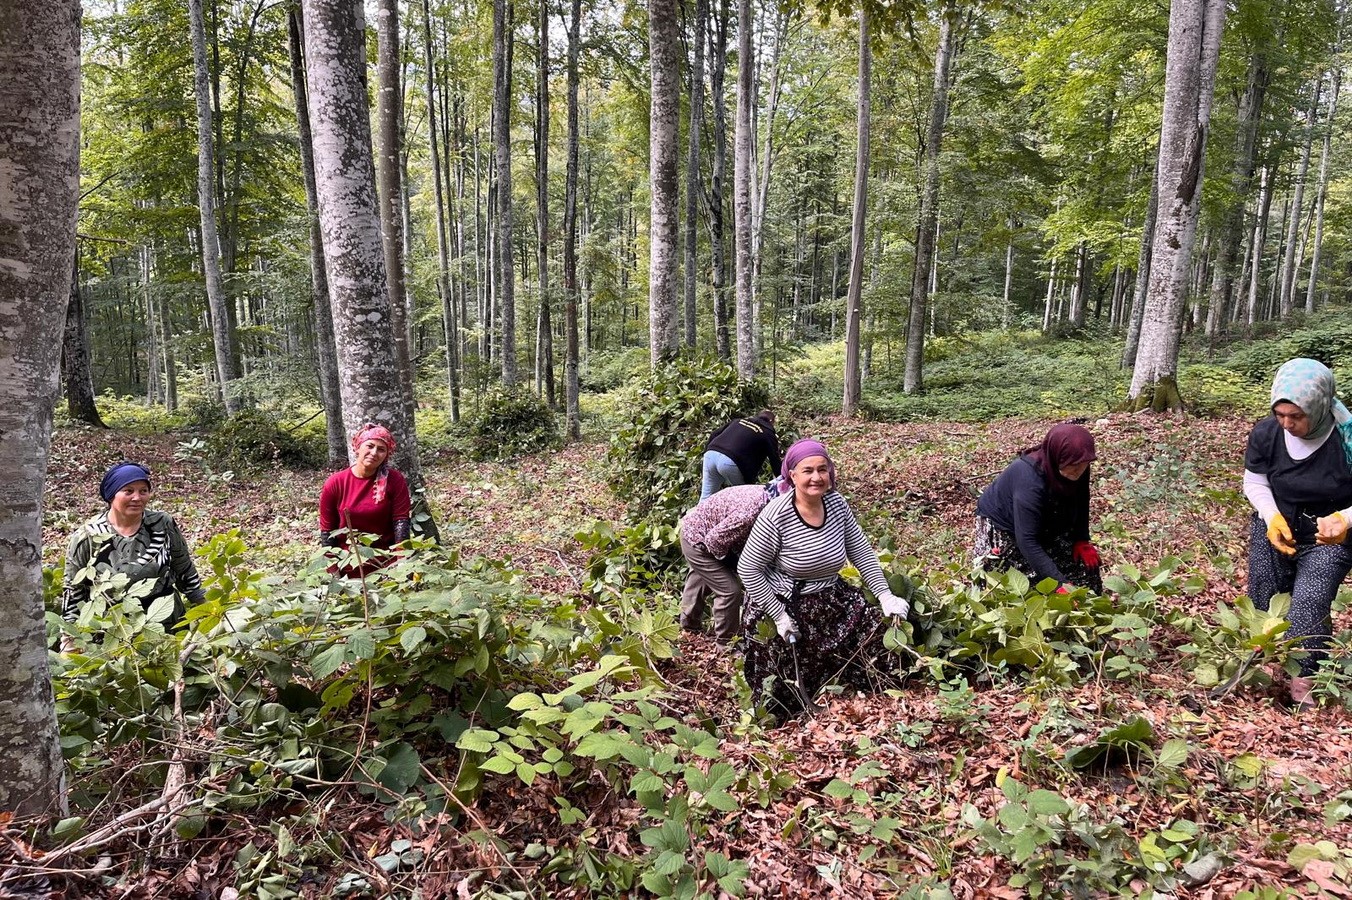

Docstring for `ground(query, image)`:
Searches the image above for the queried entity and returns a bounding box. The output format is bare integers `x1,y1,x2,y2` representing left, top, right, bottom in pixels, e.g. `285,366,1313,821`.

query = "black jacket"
706,416,782,483
975,455,1089,583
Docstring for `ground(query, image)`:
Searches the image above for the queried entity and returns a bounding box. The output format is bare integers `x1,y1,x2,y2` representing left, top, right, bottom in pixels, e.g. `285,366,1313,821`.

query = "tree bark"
1121,172,1158,367
376,0,415,399
63,257,106,427
732,0,755,377
841,6,870,416
564,0,582,439
1279,85,1319,319
649,0,681,366
1127,0,1226,410
189,0,242,412
535,0,554,404
751,10,786,328
288,5,347,467
902,1,957,395
684,0,707,349
493,0,518,384
300,0,421,479
707,0,730,359
1306,67,1341,313
0,0,78,816
1247,162,1274,324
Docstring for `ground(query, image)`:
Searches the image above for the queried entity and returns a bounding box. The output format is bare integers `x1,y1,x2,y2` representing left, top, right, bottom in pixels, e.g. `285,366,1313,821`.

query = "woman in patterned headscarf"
319,423,412,571
1243,358,1352,710
60,461,206,645
974,423,1103,594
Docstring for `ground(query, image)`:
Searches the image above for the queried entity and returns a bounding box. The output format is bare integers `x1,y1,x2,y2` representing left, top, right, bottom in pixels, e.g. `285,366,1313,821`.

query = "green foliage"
1224,313,1352,388
95,392,187,432
576,519,684,597
1173,593,1294,689
606,357,771,521
203,409,324,470
466,386,562,461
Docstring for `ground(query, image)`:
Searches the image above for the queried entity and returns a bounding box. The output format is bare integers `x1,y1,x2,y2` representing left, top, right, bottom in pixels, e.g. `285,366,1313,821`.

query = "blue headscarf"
99,462,152,503
1270,358,1352,465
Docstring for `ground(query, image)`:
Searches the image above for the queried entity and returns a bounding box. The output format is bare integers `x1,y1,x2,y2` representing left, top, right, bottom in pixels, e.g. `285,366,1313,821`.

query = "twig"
417,764,540,900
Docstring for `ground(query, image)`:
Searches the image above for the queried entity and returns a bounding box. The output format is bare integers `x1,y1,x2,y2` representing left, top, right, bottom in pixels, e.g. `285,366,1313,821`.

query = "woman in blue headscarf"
60,461,206,644
1244,359,1352,709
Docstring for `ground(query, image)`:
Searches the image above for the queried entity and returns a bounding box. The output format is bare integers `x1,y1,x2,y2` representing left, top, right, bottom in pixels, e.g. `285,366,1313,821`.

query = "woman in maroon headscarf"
973,423,1103,593
319,423,412,570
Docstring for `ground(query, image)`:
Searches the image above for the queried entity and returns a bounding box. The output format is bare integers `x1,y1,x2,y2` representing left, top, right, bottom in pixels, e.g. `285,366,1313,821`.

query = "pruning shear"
785,634,822,715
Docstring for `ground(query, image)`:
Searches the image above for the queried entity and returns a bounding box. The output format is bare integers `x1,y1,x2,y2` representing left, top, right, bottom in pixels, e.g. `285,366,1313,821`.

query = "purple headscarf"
780,438,836,493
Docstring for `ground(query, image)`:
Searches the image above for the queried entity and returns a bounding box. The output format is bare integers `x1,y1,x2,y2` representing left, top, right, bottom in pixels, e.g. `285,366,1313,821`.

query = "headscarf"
99,462,152,503
1023,423,1096,497
351,423,397,502
781,438,836,493
1270,359,1352,465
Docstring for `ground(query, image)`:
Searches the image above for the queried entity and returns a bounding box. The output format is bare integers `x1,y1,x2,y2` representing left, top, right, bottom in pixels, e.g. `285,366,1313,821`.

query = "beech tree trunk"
493,0,518,384
649,0,680,366
1121,172,1158,367
1127,0,1226,410
300,0,421,479
732,0,755,377
902,1,957,395
1306,67,1341,313
0,0,78,817
535,0,554,404
708,1,730,359
841,7,870,416
189,0,242,412
288,5,346,467
751,10,786,320
1279,86,1319,319
376,0,415,398
1247,162,1274,325
63,258,106,427
684,0,707,349
564,0,582,439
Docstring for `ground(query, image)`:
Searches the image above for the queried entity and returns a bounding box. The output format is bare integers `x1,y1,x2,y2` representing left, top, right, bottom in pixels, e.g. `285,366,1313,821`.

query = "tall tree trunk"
1127,0,1226,410
420,0,459,422
301,0,421,481
63,257,105,427
189,0,242,412
750,9,786,315
902,1,957,395
1067,241,1088,328
1205,50,1267,338
535,0,554,404
376,0,415,399
493,0,518,384
1306,67,1341,313
0,0,78,817
1247,162,1275,324
684,0,707,348
288,5,346,468
1279,86,1320,318
1121,172,1158,367
1001,230,1014,329
708,0,730,359
732,0,755,377
649,0,680,366
841,6,870,416
564,0,582,438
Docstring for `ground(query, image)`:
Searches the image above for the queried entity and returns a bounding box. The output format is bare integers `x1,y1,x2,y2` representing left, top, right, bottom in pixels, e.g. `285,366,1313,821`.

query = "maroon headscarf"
1023,423,1096,496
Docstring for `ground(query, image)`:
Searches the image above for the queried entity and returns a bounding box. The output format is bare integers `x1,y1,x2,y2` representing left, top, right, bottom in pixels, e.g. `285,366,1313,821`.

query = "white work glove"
879,591,910,620
773,610,799,642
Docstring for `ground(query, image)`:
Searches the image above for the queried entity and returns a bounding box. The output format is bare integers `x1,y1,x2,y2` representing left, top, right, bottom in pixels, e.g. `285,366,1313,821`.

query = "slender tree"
841,5,871,415
1279,85,1320,318
650,0,681,365
0,0,79,816
1127,0,1226,410
732,0,756,377
188,0,242,412
494,0,518,383
420,0,460,421
300,0,421,479
564,0,582,439
708,1,731,359
535,0,555,404
63,257,106,428
376,0,415,395
1306,66,1341,313
684,0,707,348
902,0,957,395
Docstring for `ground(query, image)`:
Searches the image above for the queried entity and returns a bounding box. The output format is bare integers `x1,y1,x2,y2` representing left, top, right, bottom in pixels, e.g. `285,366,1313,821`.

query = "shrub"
466,386,561,460
606,356,771,521
205,408,323,469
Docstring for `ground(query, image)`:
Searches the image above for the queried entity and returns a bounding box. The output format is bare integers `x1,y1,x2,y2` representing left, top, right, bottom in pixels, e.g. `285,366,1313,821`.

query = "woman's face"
791,455,832,498
1273,401,1311,437
1059,461,1090,481
110,480,152,520
354,439,391,473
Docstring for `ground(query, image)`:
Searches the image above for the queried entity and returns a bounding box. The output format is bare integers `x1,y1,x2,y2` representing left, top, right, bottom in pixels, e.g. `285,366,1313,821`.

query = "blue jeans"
700,450,745,500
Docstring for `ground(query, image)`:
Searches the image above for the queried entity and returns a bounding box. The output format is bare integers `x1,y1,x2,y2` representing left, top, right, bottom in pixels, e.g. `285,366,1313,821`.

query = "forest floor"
28,411,1352,898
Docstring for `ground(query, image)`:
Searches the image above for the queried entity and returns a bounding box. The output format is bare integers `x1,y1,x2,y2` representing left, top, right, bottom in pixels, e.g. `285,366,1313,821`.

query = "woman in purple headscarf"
973,423,1103,593
736,439,909,720
60,461,206,641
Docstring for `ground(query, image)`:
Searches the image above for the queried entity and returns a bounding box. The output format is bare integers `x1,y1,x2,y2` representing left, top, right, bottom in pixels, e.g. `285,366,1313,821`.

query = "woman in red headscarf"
319,423,412,569
973,423,1103,593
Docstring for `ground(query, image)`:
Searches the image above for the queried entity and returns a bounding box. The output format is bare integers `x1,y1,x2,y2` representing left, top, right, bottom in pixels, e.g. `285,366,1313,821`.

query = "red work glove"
1072,541,1100,569
1055,585,1071,595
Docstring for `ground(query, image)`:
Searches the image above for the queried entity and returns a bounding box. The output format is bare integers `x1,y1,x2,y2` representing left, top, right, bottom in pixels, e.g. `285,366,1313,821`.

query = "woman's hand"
773,610,799,642
1072,541,1100,568
879,591,910,619
1266,513,1297,556
1316,512,1349,545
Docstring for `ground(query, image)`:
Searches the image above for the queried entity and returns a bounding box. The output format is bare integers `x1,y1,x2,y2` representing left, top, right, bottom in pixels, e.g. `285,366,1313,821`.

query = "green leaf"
399,625,427,653
310,644,347,679
1155,739,1189,770
374,742,420,793
144,595,176,624
349,628,376,660
823,779,856,800
456,728,499,754
1026,790,1070,816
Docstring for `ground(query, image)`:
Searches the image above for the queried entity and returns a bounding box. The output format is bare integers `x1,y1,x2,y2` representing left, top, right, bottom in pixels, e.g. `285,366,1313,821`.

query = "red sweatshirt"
319,467,411,549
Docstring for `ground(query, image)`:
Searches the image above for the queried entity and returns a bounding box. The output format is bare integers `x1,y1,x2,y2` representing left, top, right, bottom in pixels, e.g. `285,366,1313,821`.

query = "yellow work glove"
1317,511,1349,545
1266,513,1297,556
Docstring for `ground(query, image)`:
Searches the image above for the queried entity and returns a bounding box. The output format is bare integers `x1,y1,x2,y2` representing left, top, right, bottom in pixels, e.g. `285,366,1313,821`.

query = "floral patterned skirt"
741,579,897,721
972,516,1102,594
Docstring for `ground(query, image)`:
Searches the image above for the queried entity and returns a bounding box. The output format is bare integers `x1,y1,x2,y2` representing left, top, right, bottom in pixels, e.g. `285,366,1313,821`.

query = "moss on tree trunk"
1121,375,1185,413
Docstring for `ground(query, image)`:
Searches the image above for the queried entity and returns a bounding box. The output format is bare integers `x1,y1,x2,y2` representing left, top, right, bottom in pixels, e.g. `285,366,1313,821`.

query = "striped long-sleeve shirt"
736,489,891,621
62,509,206,623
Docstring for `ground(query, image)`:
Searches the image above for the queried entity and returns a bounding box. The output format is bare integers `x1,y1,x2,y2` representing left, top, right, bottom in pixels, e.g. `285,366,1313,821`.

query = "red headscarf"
1023,423,1096,496
351,423,397,502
